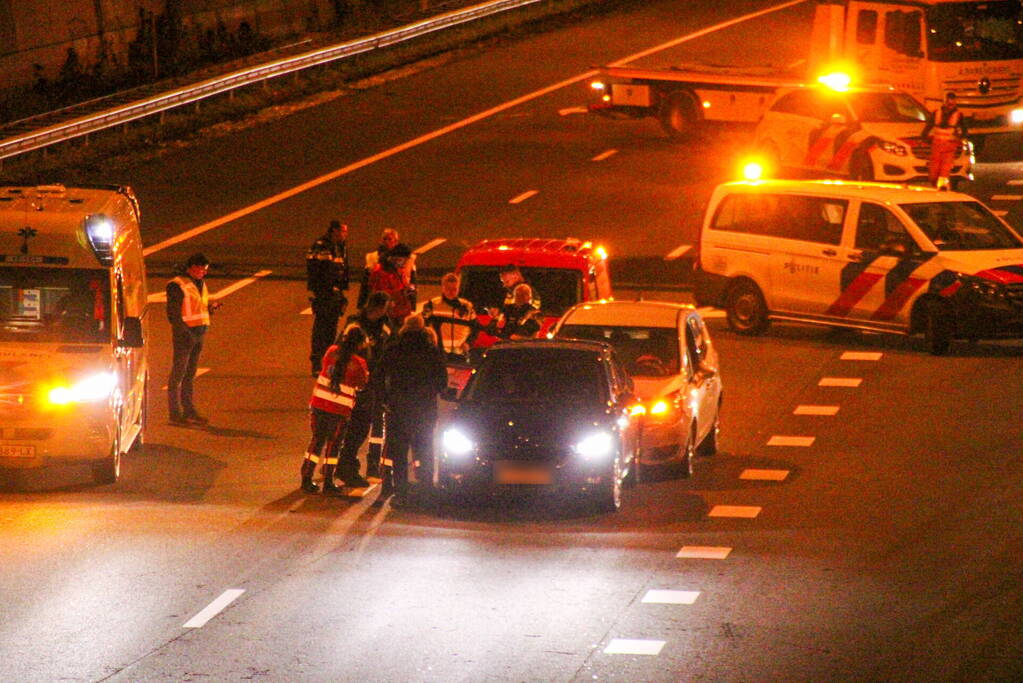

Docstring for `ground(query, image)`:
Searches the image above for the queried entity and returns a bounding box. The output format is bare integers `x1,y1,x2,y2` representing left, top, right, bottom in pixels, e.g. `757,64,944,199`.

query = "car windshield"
465,348,606,402
847,92,927,123
557,324,680,377
0,268,111,343
900,201,1023,250
459,266,583,316
926,0,1023,61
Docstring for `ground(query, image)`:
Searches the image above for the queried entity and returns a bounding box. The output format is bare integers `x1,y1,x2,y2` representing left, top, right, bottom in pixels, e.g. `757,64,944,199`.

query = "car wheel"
726,281,770,335
92,430,120,486
925,301,954,356
659,90,698,141
697,407,720,457
595,456,622,513
850,153,875,181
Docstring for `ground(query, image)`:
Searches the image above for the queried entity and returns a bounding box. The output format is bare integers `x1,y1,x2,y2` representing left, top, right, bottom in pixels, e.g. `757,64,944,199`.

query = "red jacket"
309,347,369,415
368,264,412,319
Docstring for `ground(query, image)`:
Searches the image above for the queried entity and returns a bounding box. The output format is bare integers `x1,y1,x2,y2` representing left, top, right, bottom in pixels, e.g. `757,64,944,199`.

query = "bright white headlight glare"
574,431,614,459
443,428,475,457
1011,108,1023,125
48,372,117,405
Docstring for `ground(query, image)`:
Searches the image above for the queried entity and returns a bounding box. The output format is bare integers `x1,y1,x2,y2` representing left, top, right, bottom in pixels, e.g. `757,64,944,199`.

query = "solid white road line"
819,377,862,387
141,0,804,256
709,505,761,518
767,435,815,447
665,244,692,261
696,306,727,319
161,367,210,391
558,106,588,116
991,195,1023,201
677,546,732,559
642,590,700,605
413,237,446,255
603,639,666,655
740,469,790,481
509,190,538,204
211,269,272,300
183,589,245,628
840,351,882,361
591,148,618,162
794,405,840,416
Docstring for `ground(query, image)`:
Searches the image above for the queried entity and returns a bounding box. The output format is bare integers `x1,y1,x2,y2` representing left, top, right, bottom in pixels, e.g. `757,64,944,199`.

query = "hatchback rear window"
557,325,679,377
466,348,606,402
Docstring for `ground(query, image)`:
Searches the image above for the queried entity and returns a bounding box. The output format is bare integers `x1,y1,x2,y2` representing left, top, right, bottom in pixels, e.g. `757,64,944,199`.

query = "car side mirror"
830,112,847,125
119,317,144,348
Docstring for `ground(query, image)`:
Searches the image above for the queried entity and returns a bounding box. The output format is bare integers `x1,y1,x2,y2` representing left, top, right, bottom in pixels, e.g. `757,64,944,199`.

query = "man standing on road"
306,220,350,376
357,228,417,308
166,253,220,426
422,272,479,361
922,92,967,190
368,242,416,326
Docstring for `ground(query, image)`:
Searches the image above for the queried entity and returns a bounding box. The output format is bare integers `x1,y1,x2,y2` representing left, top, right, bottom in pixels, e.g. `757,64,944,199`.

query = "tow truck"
589,0,1023,141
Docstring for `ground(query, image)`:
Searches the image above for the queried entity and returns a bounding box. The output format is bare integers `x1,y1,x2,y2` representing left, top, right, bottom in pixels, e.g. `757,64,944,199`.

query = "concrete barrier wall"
0,0,338,90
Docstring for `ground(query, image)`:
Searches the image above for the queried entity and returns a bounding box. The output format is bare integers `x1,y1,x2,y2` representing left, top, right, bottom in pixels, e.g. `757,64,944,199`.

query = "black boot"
300,460,319,493
322,464,342,495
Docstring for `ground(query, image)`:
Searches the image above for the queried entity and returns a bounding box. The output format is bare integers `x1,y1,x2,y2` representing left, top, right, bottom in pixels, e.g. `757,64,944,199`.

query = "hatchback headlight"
879,141,908,156
442,428,476,457
574,431,614,459
47,372,117,405
962,275,1003,299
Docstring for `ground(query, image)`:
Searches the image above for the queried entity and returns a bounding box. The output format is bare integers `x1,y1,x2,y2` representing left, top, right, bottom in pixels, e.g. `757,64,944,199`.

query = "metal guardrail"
0,0,544,163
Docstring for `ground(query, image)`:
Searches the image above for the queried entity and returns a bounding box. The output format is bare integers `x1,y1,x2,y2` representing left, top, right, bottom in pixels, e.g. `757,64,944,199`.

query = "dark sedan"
438,340,640,512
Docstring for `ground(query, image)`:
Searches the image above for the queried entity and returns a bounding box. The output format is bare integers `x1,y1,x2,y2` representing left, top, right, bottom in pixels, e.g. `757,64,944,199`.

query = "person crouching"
302,326,370,494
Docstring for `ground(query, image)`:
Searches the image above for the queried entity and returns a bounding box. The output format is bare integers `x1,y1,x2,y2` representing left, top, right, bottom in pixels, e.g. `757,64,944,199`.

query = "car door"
608,351,640,466
767,91,820,168
684,313,721,446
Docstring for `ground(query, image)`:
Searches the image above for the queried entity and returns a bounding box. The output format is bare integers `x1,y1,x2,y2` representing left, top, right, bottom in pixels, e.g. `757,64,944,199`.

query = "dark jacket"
375,329,447,409
306,234,349,297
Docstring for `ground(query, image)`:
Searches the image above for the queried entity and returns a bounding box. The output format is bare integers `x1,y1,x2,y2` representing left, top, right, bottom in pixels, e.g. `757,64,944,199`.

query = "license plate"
0,444,36,457
494,461,552,485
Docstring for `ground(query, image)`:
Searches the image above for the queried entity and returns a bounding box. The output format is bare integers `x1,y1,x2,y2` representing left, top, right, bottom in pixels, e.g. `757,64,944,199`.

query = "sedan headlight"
442,428,476,457
879,140,908,156
574,431,614,459
962,274,1004,299
47,372,117,405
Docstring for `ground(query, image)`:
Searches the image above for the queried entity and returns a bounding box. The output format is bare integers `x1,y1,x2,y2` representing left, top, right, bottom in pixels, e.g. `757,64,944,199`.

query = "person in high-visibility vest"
922,92,967,190
166,253,220,425
422,272,480,361
302,326,370,494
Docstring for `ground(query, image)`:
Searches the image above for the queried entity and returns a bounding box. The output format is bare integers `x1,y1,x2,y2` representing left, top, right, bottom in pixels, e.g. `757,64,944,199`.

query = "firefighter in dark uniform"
336,291,392,481
421,272,480,361
306,220,349,376
166,252,221,425
487,283,542,340
922,92,967,190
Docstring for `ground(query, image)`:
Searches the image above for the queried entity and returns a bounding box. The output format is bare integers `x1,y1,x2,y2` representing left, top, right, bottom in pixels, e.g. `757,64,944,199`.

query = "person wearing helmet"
368,242,416,326
922,92,967,190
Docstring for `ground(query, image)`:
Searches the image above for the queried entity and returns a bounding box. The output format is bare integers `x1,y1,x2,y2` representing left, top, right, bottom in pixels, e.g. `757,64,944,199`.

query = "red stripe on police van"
825,272,884,317
805,134,835,166
826,138,858,172
870,278,927,321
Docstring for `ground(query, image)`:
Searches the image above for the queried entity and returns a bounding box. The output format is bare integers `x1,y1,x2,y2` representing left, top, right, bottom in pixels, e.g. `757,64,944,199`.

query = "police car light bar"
84,214,115,266
817,72,852,92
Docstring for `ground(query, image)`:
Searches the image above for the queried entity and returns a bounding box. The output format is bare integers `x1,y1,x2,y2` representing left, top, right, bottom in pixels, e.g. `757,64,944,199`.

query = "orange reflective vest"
309,346,368,415
171,276,210,327
930,107,963,143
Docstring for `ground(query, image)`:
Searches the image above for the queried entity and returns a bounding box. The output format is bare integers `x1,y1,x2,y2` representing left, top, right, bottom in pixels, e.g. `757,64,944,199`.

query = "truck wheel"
659,90,698,141
92,433,121,485
726,281,769,335
925,302,954,356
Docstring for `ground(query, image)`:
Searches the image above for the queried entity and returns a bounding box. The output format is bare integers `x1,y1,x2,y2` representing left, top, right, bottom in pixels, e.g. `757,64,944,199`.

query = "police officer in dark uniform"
306,220,350,376
336,291,392,481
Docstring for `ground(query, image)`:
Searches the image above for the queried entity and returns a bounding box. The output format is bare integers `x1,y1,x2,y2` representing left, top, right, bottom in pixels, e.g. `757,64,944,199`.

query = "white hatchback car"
754,84,973,186
551,300,723,477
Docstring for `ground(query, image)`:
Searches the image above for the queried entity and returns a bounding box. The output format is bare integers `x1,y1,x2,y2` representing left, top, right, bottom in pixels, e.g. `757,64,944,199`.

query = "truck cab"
0,185,148,485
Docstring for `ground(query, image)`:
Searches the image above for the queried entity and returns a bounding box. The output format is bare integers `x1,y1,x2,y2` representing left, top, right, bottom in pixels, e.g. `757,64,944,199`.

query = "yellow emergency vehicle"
0,184,148,484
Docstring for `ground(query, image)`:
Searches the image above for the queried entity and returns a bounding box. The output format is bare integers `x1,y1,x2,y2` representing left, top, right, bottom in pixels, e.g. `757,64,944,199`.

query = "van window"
714,193,845,244
901,201,1023,251
885,10,923,56
0,268,111,343
855,203,909,251
857,10,878,44
770,90,818,117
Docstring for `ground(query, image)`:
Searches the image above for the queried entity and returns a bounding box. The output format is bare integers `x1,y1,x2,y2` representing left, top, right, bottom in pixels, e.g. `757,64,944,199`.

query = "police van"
694,179,1023,354
0,184,148,484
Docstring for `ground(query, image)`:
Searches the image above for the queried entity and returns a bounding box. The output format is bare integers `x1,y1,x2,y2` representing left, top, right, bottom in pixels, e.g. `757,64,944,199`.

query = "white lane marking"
819,377,862,387
994,210,1009,217
141,0,804,256
991,195,1023,201
787,58,807,69
211,269,272,300
183,589,245,628
1007,180,1023,186
794,404,839,416
696,306,727,319
559,106,588,116
767,435,815,447
301,307,312,315
161,367,210,390
665,244,692,261
509,190,538,204
413,237,446,255
709,505,761,518
841,351,882,361
740,469,790,481
642,590,700,605
603,639,666,655
677,546,731,559
591,148,618,162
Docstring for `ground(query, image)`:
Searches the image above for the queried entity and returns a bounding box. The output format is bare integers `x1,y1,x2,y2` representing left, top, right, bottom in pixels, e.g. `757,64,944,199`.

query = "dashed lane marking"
665,244,692,261
819,377,862,387
994,210,1009,217
301,307,312,315
183,589,245,628
767,435,815,447
708,505,762,518
794,404,840,415
161,367,210,391
677,546,731,559
991,195,1023,201
413,237,446,255
509,190,538,204
558,106,588,116
840,351,882,361
696,306,727,319
740,469,790,481
603,639,666,655
642,590,700,605
1008,180,1023,186
591,148,618,162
